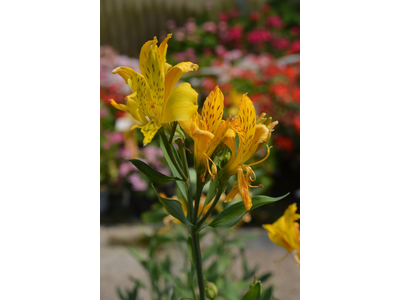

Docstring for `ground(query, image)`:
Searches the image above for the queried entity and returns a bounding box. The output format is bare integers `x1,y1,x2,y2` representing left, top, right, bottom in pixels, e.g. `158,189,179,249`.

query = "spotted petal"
201,86,224,135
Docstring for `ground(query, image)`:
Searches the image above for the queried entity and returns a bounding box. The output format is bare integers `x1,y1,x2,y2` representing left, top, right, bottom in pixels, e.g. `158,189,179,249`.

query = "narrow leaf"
128,159,181,183
152,184,193,226
208,194,289,228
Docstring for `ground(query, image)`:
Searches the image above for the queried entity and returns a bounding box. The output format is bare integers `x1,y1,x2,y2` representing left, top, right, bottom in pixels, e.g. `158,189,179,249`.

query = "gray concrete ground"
101,224,299,300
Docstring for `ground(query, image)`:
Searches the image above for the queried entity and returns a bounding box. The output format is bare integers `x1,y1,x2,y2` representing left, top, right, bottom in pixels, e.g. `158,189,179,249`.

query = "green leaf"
128,159,181,183
260,286,273,300
152,184,193,226
208,194,289,228
241,282,263,300
160,136,188,202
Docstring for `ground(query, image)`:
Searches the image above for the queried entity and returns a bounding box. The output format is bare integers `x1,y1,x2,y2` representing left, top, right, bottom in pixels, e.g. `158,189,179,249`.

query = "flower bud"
249,275,263,297
204,278,218,299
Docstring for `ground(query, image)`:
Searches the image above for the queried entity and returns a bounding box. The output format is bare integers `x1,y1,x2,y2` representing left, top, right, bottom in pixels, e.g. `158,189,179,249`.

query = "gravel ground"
101,224,299,300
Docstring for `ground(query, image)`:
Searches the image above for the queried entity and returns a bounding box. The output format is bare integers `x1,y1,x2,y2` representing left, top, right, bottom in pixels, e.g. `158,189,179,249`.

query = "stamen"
249,183,264,188
273,251,290,263
205,155,217,181
247,146,271,167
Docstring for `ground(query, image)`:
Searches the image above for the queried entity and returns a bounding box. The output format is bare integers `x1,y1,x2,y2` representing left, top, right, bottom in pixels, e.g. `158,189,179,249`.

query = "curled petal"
237,168,252,210
161,82,198,123
164,62,199,101
159,34,172,73
110,99,129,113
224,183,239,203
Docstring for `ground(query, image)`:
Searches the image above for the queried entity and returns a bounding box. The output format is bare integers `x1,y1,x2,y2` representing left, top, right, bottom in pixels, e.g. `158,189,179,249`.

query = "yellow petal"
238,94,256,161
263,224,293,252
164,62,199,101
161,82,198,123
139,37,165,120
164,62,172,74
263,203,300,254
125,93,148,125
284,204,300,251
242,123,270,163
223,128,237,157
224,183,239,203
179,112,200,137
140,120,162,145
139,37,157,76
112,67,151,117
201,86,224,135
110,99,129,113
159,34,172,74
206,118,231,158
237,168,252,210
192,125,214,168
130,124,140,131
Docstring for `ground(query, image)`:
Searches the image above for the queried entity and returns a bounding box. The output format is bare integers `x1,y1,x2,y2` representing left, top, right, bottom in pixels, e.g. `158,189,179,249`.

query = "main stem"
191,226,206,300
161,127,208,299
175,140,206,299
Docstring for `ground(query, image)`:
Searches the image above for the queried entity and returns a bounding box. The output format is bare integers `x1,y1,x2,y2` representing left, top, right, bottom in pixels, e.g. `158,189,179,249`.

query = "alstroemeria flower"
179,86,231,181
220,94,278,210
263,203,300,265
110,34,199,145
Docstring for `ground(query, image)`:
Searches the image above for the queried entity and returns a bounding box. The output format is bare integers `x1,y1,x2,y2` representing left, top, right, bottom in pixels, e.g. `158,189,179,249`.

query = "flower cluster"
110,35,278,211
196,51,299,153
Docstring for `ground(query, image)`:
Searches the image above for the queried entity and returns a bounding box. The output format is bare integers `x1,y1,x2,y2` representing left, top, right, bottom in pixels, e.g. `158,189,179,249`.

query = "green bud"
204,278,218,300
248,275,263,297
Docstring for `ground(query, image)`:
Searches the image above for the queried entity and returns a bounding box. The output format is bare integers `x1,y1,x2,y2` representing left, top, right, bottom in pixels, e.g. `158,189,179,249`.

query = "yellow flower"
110,34,199,145
263,203,300,265
179,86,231,181
221,94,278,210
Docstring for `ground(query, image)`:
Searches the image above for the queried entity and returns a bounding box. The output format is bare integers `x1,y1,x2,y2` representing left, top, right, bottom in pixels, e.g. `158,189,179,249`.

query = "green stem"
176,139,194,222
159,128,187,181
193,171,204,224
168,121,178,144
191,226,206,300
197,182,226,228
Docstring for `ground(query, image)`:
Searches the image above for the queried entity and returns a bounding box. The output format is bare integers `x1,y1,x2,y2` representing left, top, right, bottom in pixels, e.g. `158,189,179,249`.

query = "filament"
247,146,271,167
